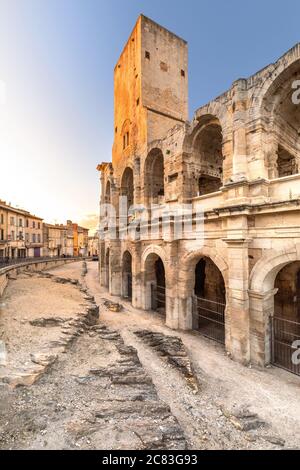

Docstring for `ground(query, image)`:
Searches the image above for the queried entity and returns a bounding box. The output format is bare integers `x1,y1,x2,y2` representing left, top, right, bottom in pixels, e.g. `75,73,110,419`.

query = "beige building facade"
88,234,99,257
98,16,300,374
0,200,43,259
43,223,65,258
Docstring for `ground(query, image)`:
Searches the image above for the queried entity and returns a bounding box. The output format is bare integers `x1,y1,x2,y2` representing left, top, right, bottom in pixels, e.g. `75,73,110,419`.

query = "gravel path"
0,261,299,450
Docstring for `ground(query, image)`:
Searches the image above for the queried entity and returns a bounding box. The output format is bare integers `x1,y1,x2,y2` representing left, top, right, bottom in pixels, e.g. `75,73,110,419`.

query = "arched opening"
144,148,164,205
122,251,132,301
193,120,224,196
105,180,111,204
144,253,166,315
105,248,110,289
121,167,134,208
194,257,226,344
272,261,300,375
262,61,300,179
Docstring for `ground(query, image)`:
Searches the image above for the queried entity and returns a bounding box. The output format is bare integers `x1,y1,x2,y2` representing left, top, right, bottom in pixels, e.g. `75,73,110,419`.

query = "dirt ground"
0,260,300,450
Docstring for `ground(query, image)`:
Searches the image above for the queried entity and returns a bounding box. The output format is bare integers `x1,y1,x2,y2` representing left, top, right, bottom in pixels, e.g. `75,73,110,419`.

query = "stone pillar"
99,240,106,287
266,138,279,180
132,243,142,309
109,241,121,296
249,288,278,366
224,234,251,364
231,79,248,182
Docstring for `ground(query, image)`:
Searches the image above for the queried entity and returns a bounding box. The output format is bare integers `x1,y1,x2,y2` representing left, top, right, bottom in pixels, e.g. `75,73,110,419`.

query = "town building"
0,200,43,259
43,223,65,258
88,234,99,257
98,15,300,376
78,226,89,257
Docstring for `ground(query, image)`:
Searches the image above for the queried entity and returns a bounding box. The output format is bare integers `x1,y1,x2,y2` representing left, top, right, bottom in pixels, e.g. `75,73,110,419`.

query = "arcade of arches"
98,29,300,378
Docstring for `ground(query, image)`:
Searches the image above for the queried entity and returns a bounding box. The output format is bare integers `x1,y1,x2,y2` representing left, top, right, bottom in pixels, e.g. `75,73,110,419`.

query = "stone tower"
112,15,188,170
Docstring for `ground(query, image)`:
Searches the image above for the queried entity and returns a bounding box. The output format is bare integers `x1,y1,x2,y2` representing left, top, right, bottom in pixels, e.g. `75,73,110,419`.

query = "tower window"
123,131,130,150
181,69,185,77
160,61,168,72
145,51,150,60
136,98,140,106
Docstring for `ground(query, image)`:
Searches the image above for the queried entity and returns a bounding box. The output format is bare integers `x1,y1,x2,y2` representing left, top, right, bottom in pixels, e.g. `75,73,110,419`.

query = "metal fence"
271,316,300,376
0,256,81,269
195,296,226,345
151,284,166,313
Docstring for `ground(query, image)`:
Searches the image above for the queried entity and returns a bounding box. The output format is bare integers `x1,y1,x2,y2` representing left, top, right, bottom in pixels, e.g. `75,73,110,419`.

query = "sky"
0,0,299,232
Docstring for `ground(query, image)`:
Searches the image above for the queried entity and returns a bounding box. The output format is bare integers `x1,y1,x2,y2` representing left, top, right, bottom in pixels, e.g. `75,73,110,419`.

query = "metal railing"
271,316,300,376
0,255,79,269
194,295,226,345
151,284,166,313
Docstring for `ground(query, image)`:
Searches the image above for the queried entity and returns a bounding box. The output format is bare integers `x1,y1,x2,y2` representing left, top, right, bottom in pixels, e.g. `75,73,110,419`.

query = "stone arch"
250,244,300,294
144,148,165,205
121,167,134,207
141,245,168,314
249,243,300,366
179,247,228,298
121,250,133,301
141,244,168,273
250,44,300,114
176,246,228,336
183,114,226,197
249,46,300,179
121,119,131,150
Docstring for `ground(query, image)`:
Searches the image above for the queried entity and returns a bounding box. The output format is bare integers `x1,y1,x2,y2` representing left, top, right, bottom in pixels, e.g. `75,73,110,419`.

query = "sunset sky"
0,0,299,232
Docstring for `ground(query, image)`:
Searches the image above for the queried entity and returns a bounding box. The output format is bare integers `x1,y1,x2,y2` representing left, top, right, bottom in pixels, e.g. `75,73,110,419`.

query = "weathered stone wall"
0,258,78,298
98,16,300,370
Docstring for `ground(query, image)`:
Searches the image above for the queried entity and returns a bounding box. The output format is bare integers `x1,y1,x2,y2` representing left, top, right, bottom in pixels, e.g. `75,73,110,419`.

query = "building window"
33,221,35,229
123,131,130,150
37,234,41,243
10,217,14,225
32,234,36,243
26,219,29,228
181,69,185,77
136,98,140,107
38,222,40,229
26,233,29,243
11,231,15,241
145,51,150,60
19,218,23,227
0,214,3,225
160,61,168,72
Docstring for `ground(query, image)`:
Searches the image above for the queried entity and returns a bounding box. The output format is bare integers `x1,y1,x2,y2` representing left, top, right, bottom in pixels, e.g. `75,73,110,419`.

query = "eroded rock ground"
0,261,300,450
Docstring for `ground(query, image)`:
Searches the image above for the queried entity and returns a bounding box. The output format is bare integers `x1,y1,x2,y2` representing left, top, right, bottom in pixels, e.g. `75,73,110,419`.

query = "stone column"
224,234,251,364
132,243,142,309
99,240,106,287
109,241,121,296
231,79,248,182
249,288,278,366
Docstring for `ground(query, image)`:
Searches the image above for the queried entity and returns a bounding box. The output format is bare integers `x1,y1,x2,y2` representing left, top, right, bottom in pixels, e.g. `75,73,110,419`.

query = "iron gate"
195,296,225,345
271,316,300,376
151,284,166,313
